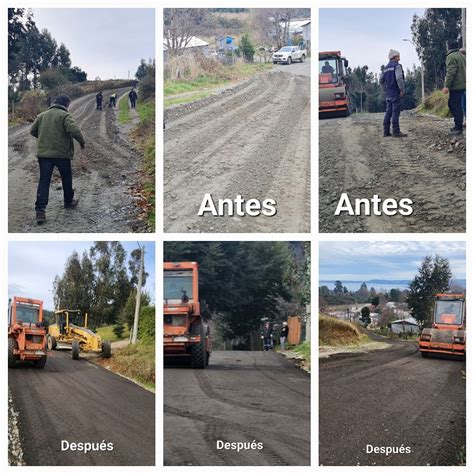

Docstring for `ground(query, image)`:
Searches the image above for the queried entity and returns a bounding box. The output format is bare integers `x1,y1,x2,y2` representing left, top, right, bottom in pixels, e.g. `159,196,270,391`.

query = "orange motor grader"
164,262,211,368
419,294,466,359
8,296,48,368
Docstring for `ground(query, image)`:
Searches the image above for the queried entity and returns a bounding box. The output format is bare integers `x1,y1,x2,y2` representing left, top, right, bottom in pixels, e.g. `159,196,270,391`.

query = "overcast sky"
320,8,425,74
32,8,155,80
9,241,155,311
319,241,466,282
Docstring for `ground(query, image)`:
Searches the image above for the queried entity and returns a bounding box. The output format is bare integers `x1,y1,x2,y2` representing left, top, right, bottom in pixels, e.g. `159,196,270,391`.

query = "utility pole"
132,244,145,344
403,38,425,105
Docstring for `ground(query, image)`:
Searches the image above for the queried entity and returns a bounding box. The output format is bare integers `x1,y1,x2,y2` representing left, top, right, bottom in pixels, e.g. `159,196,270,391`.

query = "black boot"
64,198,79,209
36,210,46,224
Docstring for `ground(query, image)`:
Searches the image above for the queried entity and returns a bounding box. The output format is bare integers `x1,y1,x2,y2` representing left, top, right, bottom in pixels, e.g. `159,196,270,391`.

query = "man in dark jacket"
96,91,103,110
129,88,138,109
381,49,407,137
261,322,274,351
30,95,85,224
443,39,466,134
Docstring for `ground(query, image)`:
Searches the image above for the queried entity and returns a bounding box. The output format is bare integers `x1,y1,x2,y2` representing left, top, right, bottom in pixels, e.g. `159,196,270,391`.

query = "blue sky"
319,241,466,282
320,8,425,74
8,241,155,311
32,8,155,80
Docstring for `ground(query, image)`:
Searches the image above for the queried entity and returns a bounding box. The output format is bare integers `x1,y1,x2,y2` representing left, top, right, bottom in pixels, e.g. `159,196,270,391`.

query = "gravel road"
8,350,155,466
319,340,465,465
319,113,465,233
8,89,147,233
164,64,311,233
164,351,310,465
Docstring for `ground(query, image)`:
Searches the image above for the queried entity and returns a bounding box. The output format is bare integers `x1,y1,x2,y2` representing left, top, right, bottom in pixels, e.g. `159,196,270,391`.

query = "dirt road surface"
319,113,465,233
9,350,155,466
8,90,147,233
164,351,310,465
164,64,311,233
319,340,465,466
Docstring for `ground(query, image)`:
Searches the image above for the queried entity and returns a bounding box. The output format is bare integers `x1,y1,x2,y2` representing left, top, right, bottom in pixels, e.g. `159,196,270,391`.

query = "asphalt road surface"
164,350,310,466
9,350,155,466
164,62,311,233
319,113,465,233
319,340,465,466
8,89,147,233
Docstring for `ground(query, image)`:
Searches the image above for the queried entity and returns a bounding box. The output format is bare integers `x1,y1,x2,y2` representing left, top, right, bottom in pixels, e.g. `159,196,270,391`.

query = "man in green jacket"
30,95,86,224
443,38,466,135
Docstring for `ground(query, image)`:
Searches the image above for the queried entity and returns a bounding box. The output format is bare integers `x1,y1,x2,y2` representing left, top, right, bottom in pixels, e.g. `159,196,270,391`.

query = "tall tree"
411,9,462,91
406,255,452,327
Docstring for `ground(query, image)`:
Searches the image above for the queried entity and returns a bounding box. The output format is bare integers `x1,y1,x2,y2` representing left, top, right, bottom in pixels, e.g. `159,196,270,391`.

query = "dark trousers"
448,89,465,129
96,101,102,110
130,99,136,108
35,158,74,211
383,97,402,134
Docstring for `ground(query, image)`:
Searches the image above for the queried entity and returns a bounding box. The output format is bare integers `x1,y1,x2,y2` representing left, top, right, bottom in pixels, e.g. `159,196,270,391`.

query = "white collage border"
1,0,471,473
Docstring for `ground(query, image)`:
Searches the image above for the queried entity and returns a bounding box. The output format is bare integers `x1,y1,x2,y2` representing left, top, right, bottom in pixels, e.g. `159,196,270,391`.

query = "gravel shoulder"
8,89,148,233
319,340,465,465
319,112,466,233
164,65,311,233
164,350,310,466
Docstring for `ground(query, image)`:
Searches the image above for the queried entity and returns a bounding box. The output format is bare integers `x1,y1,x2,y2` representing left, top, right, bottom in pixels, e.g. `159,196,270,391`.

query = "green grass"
117,95,132,124
96,324,130,343
164,91,214,107
98,342,155,390
136,101,154,122
291,341,311,362
164,62,273,100
418,90,451,118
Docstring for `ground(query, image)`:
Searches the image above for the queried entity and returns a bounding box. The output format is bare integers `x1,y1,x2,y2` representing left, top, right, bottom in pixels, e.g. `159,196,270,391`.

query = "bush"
240,33,255,63
138,306,155,344
113,323,125,339
16,91,45,122
419,90,451,118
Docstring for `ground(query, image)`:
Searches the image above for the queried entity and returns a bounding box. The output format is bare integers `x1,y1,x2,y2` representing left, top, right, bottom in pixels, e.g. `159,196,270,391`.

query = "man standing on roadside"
381,49,408,137
30,95,85,224
443,39,466,135
129,88,138,109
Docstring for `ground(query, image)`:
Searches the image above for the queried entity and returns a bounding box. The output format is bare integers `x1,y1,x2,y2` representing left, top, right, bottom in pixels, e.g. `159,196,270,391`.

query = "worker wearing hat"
380,49,408,137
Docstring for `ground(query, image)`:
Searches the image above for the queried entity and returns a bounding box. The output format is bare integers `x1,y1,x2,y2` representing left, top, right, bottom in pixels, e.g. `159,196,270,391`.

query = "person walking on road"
96,91,103,110
30,95,85,224
129,88,138,109
381,49,408,137
109,92,117,108
443,39,466,135
261,322,274,351
280,321,289,351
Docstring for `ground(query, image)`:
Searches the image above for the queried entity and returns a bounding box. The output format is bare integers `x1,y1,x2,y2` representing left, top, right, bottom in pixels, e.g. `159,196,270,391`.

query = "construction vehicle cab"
8,296,48,368
319,51,351,117
164,262,211,368
48,309,111,360
419,294,466,358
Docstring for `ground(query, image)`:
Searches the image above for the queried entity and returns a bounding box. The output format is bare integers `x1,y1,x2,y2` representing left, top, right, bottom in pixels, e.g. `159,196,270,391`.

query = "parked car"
272,46,307,65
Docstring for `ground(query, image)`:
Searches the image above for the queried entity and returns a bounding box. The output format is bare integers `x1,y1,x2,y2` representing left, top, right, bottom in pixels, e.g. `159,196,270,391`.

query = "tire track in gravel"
164,69,311,233
8,89,148,233
319,113,465,233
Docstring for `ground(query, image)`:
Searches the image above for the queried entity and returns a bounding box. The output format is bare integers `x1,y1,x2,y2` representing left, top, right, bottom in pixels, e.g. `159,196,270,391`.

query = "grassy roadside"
117,94,132,124
418,90,450,118
319,314,369,346
164,62,272,107
130,99,155,227
96,324,130,343
96,343,155,391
